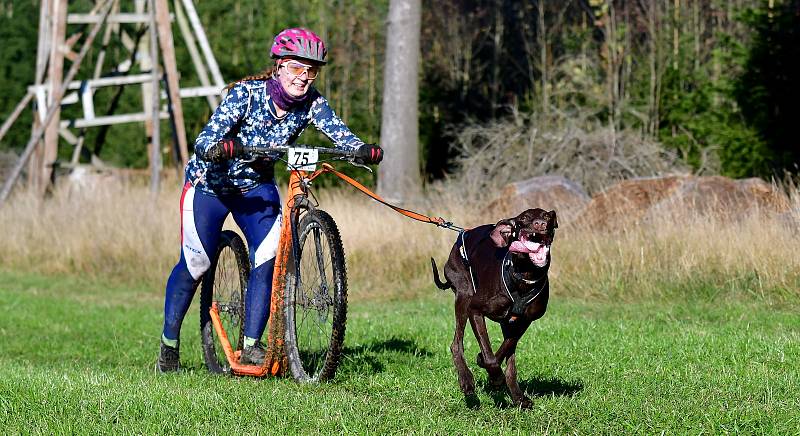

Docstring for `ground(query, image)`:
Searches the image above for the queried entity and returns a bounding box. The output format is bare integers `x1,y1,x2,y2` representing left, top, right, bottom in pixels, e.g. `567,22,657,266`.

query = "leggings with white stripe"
162,181,282,344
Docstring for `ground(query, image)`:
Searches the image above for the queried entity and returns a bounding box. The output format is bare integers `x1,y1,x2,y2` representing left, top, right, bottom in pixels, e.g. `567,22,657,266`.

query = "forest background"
0,0,798,188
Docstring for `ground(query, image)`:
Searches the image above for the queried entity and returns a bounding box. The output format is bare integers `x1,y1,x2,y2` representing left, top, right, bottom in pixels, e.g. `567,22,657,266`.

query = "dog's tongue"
509,240,540,254
510,240,549,267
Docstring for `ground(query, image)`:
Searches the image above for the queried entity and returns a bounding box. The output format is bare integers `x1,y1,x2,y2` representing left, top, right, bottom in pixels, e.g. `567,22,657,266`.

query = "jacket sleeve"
194,83,250,161
308,95,365,151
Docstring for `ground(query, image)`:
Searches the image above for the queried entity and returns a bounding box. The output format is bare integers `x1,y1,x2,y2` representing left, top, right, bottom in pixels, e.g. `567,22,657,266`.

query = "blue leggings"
162,181,282,343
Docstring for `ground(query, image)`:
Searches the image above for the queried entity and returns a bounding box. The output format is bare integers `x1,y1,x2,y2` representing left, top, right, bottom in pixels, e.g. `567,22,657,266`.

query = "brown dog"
431,208,557,408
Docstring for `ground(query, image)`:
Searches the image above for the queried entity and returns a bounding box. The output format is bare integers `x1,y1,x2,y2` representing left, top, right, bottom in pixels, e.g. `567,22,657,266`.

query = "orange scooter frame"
208,167,315,377
208,162,456,378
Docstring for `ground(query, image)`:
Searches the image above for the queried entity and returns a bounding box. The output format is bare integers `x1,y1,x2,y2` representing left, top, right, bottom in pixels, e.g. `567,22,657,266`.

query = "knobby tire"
284,209,348,382
200,230,249,374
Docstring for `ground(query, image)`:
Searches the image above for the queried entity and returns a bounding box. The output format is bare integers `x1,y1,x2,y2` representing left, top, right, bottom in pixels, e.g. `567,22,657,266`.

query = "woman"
157,28,383,372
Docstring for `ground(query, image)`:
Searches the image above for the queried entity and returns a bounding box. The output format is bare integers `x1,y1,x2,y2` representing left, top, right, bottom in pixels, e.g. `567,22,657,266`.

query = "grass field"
1,269,798,434
1,179,798,433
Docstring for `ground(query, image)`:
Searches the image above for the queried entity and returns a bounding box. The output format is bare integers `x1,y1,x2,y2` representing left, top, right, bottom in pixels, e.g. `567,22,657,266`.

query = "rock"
643,176,790,222
575,175,792,230
486,175,590,223
573,175,688,230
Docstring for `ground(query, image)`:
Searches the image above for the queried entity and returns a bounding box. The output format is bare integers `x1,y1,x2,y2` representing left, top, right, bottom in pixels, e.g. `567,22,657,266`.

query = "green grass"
1,270,798,434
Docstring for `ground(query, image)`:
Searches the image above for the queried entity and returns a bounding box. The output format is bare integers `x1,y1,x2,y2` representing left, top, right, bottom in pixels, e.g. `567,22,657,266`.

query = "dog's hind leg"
469,314,505,388
451,293,475,396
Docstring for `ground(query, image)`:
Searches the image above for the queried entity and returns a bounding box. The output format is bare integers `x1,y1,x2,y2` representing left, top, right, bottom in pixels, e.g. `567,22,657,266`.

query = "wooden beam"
93,0,119,79
80,84,96,120
155,0,189,165
28,73,159,92
67,13,162,24
149,0,162,193
173,0,219,109
180,0,225,88
42,0,68,194
34,0,51,85
120,29,136,52
30,0,52,188
176,86,223,98
69,133,86,165
135,0,157,187
60,112,170,129
0,91,34,145
58,127,79,145
0,0,114,205
62,31,83,61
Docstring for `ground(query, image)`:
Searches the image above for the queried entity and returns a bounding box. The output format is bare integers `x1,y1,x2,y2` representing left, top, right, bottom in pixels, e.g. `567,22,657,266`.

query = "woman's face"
277,59,320,97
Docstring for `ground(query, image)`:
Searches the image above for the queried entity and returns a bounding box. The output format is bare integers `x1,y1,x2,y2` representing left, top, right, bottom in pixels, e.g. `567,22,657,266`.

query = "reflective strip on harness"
456,230,478,294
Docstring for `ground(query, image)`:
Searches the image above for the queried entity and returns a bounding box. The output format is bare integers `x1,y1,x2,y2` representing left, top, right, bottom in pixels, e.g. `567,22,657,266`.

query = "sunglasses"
282,61,321,79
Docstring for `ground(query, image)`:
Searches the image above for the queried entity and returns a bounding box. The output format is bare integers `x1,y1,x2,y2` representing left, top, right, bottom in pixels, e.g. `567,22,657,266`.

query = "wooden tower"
0,0,226,204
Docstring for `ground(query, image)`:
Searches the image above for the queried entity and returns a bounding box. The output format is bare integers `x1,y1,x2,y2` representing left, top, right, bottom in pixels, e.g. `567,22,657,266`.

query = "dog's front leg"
499,322,533,409
451,294,475,396
469,314,505,387
493,337,516,364
505,352,532,408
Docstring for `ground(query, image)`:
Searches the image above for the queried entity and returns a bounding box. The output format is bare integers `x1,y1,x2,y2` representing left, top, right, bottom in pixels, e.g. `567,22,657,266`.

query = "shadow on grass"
521,376,584,398
475,375,583,409
338,336,433,375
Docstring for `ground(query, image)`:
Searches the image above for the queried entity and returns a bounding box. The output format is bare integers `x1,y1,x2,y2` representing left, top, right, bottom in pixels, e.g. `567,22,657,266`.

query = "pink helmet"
271,28,328,64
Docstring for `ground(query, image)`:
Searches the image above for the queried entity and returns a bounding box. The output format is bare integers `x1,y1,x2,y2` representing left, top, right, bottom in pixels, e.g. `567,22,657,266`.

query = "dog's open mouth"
509,237,550,267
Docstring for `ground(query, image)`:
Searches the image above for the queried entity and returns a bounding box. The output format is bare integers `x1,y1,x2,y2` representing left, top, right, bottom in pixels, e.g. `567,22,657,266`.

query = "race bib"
287,147,319,171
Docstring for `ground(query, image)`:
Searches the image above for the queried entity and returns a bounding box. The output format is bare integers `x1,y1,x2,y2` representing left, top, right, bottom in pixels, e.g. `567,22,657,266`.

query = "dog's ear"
490,219,515,247
547,210,558,230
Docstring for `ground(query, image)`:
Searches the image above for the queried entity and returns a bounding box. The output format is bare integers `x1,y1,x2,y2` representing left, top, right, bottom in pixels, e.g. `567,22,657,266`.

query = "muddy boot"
240,342,266,365
156,342,180,373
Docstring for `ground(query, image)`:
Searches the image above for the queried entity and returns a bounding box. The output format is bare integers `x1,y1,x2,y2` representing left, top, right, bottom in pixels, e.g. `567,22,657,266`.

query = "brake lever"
349,160,373,173
241,147,276,164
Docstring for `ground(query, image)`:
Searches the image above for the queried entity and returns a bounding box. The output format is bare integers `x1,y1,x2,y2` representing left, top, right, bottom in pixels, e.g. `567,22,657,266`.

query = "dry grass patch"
1,177,797,302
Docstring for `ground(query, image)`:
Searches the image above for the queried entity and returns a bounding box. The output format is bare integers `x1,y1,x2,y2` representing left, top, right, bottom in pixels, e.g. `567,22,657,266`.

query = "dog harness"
501,252,548,317
457,231,547,320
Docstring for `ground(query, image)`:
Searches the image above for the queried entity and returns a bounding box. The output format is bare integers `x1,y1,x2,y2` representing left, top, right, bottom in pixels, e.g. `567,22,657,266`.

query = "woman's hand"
355,144,384,164
205,139,245,163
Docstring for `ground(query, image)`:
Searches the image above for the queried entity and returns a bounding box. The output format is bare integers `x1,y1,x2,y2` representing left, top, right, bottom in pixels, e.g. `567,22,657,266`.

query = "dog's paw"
514,396,533,409
459,372,476,396
464,393,481,410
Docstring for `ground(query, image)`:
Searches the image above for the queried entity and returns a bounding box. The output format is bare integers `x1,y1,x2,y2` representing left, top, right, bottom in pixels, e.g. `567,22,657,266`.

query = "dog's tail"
430,258,452,291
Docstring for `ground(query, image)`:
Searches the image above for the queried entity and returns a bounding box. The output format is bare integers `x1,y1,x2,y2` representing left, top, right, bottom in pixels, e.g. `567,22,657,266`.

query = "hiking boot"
156,342,180,373
240,342,266,365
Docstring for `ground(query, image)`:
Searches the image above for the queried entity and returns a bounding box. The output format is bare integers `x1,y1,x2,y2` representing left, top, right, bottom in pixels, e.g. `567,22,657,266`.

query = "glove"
205,138,245,163
355,143,384,165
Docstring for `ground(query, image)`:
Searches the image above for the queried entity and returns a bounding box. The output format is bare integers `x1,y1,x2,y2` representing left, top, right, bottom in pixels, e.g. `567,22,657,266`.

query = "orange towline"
312,163,459,229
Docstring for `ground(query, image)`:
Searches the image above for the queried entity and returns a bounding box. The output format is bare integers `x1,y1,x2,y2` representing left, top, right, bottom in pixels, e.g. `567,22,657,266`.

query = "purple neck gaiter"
267,77,311,111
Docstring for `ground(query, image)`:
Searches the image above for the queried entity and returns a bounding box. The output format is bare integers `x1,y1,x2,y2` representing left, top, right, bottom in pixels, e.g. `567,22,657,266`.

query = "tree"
735,0,800,176
378,0,422,203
